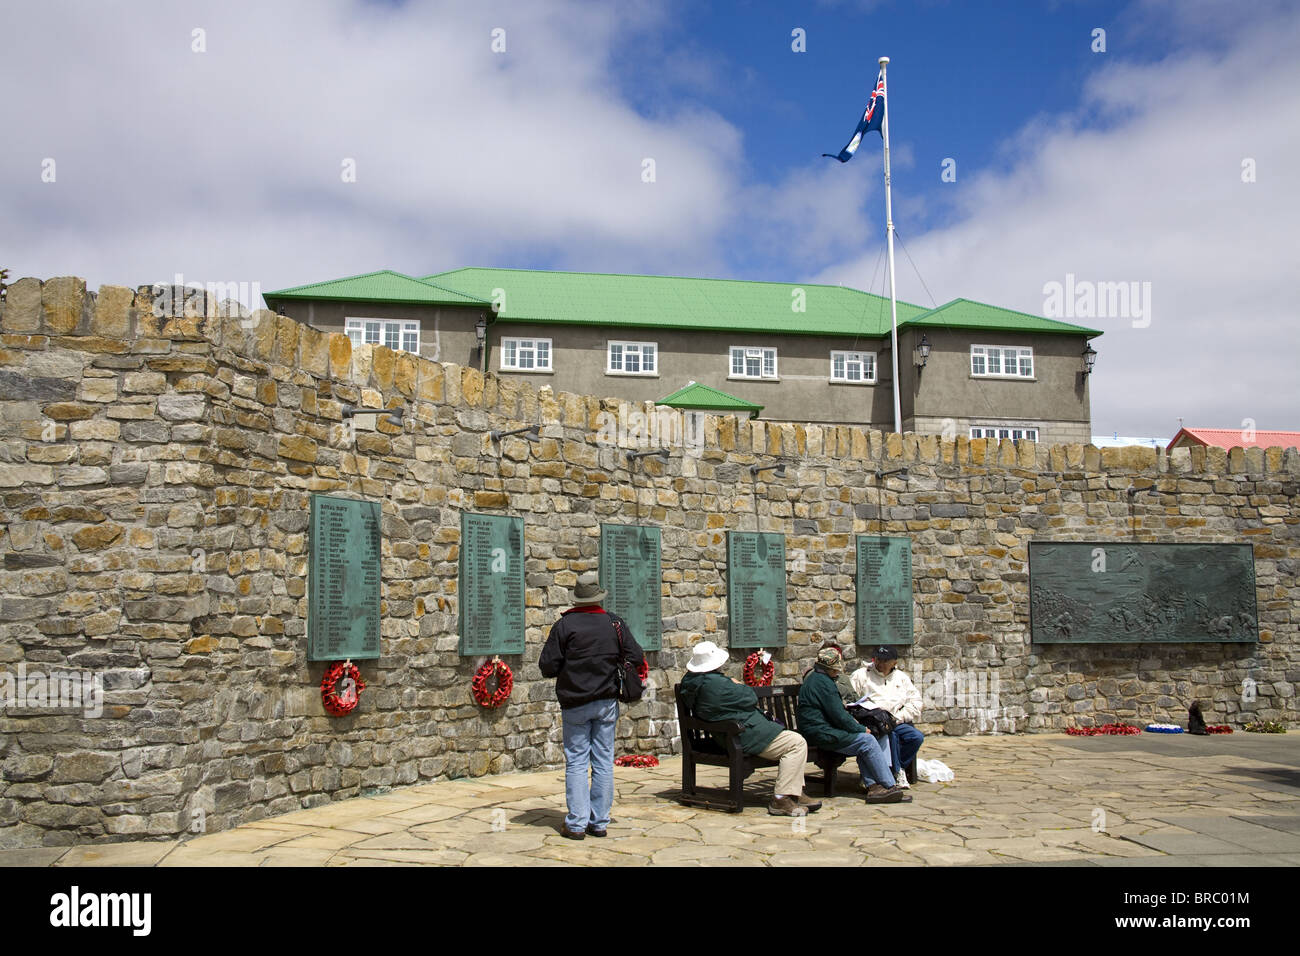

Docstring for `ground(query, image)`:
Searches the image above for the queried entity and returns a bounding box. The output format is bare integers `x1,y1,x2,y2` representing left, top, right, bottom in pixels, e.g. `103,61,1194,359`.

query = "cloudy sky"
2,0,1297,438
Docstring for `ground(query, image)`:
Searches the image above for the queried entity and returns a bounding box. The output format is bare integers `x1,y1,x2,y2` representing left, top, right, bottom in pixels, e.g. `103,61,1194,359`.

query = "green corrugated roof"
264,270,490,307
422,267,927,337
901,298,1102,337
657,381,764,416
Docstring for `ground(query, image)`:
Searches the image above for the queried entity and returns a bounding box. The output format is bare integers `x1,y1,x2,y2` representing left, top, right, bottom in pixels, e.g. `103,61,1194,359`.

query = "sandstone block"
92,285,134,338
41,277,87,334
2,278,42,332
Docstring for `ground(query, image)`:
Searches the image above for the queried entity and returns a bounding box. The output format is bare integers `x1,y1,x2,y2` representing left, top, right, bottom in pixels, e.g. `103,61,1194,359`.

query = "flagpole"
879,55,902,436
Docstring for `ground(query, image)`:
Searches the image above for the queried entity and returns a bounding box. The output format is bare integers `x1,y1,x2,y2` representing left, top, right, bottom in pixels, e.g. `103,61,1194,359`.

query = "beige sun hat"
686,641,730,673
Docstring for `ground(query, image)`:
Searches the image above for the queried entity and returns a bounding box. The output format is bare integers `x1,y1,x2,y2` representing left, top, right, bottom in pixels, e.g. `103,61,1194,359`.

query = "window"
345,318,420,354
970,426,1038,442
971,345,1033,378
729,346,777,380
607,341,657,375
501,337,552,372
830,350,876,384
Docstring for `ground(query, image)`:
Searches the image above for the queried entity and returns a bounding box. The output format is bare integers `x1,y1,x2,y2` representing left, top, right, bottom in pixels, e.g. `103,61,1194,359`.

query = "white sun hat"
686,641,730,673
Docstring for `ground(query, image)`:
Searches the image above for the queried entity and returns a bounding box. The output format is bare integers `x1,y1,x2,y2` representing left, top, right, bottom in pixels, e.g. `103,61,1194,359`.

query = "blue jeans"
889,723,925,775
834,733,895,788
561,697,618,833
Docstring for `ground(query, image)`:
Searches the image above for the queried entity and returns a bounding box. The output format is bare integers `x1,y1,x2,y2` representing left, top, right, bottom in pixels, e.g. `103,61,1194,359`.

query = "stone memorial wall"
0,276,1296,847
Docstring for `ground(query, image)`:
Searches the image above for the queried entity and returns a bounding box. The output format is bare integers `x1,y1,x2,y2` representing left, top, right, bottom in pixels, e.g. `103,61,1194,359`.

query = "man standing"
677,641,822,816
850,646,924,788
799,647,908,803
539,571,646,840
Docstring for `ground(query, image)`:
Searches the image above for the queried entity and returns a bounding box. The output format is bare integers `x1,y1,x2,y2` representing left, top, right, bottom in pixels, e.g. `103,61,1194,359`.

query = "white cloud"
809,5,1300,436
0,0,739,293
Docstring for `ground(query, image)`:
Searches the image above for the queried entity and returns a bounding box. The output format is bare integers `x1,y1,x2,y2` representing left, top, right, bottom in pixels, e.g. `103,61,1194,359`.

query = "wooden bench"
674,683,851,813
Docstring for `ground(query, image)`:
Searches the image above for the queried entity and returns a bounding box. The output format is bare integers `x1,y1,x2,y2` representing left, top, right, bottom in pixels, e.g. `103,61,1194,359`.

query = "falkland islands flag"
823,69,885,162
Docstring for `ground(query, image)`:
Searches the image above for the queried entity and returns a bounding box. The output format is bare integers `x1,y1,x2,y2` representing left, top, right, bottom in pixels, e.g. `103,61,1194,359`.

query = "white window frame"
606,340,658,376
970,425,1039,442
729,346,778,380
500,336,553,372
345,317,420,354
970,344,1034,379
829,350,876,384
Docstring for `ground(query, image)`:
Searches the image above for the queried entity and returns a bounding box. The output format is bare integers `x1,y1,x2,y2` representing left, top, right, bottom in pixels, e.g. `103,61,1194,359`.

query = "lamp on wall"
490,424,540,442
341,404,405,427
628,448,670,464
475,316,487,352
914,334,931,369
1082,343,1098,375
749,462,787,479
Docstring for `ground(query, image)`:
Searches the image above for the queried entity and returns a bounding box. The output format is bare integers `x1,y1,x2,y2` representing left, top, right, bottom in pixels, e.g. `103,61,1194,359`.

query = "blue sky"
2,0,1298,436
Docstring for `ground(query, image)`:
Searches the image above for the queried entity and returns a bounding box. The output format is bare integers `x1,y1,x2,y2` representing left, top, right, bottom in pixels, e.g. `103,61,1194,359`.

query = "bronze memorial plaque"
856,536,914,646
1029,541,1257,643
459,512,526,656
308,495,382,661
726,531,787,649
599,524,662,651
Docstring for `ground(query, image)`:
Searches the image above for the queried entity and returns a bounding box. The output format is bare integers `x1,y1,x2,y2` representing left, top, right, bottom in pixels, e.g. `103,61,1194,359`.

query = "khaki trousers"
756,730,808,798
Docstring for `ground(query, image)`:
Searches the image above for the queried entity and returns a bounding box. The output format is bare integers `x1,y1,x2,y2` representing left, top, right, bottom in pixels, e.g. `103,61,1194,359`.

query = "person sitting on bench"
677,641,822,817
798,646,909,803
850,646,924,789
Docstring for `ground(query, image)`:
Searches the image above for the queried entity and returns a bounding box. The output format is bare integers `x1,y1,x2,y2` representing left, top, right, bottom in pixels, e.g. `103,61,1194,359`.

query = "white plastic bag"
915,757,954,783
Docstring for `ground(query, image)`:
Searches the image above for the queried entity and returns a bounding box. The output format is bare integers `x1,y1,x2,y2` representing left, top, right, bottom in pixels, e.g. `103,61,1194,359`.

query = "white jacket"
849,664,922,724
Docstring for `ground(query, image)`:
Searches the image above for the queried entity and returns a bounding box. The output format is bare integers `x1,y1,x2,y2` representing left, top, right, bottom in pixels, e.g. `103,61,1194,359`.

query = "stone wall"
1,276,1296,848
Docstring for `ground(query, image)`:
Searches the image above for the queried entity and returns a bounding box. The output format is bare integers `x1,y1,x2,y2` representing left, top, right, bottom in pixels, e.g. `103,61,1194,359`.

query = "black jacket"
538,607,647,709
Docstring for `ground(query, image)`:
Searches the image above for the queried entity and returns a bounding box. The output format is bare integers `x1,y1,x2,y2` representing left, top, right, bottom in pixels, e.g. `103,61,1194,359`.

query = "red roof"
1167,427,1300,452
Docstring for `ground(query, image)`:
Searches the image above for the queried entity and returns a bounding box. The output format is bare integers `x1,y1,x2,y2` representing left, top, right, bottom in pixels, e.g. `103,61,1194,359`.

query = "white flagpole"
879,55,902,435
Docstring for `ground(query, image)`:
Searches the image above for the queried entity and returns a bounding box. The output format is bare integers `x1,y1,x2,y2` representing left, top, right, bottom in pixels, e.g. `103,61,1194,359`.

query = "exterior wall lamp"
914,334,931,369
750,463,787,479
475,316,487,352
490,424,540,442
628,448,670,463
1082,343,1098,375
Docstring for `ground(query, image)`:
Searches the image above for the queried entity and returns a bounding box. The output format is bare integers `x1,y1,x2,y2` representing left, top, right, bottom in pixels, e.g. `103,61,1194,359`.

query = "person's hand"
730,677,743,684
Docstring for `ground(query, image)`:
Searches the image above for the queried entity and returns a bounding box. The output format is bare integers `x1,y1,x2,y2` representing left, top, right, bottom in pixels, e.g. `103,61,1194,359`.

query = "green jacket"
798,666,867,752
678,671,783,756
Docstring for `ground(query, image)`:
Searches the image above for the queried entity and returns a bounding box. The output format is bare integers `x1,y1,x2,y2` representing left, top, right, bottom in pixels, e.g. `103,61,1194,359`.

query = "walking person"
539,571,646,840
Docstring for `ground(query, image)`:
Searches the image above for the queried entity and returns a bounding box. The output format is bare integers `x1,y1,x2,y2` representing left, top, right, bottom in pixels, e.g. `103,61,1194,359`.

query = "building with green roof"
264,268,1101,440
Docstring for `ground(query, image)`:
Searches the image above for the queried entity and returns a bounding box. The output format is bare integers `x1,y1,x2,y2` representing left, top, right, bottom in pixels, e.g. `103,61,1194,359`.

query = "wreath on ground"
1244,720,1286,734
321,661,365,716
743,651,774,687
1065,723,1141,736
471,658,514,708
614,755,659,768
1206,725,1233,734
1145,723,1184,733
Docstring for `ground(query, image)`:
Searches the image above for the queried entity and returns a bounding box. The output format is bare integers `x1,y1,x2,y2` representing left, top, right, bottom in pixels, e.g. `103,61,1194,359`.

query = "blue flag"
823,69,885,162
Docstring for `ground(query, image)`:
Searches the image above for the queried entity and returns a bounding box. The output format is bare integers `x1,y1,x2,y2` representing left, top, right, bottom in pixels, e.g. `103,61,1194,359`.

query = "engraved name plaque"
726,531,787,649
599,524,662,651
856,536,914,646
459,512,526,656
308,495,382,661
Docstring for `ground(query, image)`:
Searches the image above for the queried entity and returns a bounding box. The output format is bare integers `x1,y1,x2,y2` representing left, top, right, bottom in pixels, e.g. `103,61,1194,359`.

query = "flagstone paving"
5,734,1299,867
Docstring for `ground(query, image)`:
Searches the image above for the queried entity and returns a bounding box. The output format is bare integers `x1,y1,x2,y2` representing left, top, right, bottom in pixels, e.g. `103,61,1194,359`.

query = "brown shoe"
768,795,808,817
864,783,905,804
796,792,823,813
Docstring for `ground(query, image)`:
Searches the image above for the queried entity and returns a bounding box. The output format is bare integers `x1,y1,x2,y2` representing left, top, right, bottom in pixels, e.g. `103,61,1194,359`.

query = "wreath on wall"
743,651,774,687
472,658,514,708
321,661,365,716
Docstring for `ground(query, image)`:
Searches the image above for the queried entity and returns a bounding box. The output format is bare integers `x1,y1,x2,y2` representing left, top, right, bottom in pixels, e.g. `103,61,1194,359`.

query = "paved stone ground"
5,734,1299,867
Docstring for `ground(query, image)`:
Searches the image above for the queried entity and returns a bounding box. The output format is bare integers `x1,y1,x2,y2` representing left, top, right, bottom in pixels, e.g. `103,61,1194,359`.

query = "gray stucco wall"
277,300,488,370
